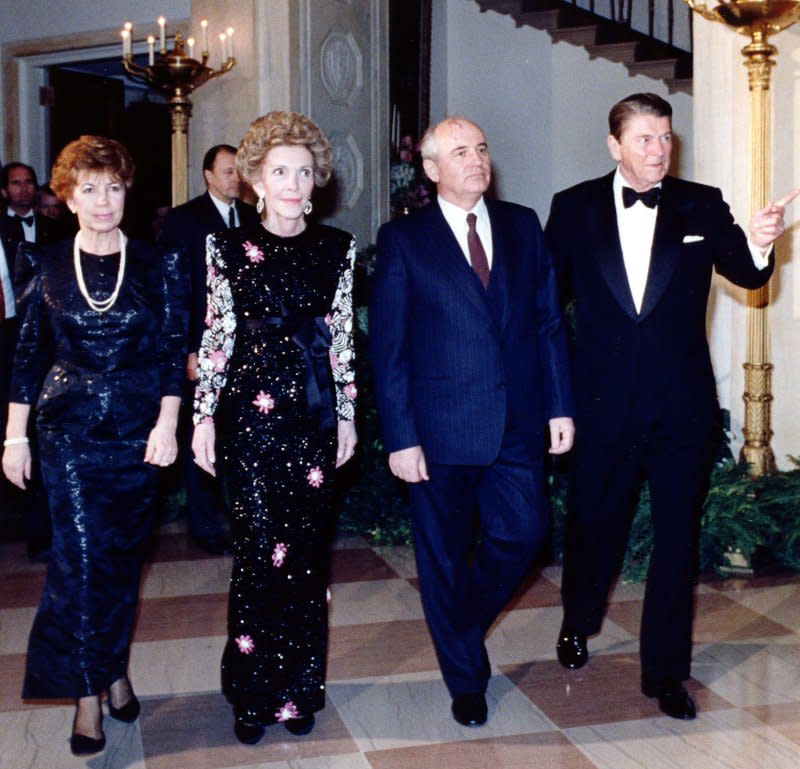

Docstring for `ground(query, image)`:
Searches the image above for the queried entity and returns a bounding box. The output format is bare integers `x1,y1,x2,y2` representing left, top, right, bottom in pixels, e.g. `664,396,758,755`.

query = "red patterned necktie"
466,213,490,289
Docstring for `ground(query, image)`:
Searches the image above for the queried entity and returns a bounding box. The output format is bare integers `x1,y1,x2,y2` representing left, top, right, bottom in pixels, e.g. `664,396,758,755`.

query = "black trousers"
407,428,548,697
561,419,714,684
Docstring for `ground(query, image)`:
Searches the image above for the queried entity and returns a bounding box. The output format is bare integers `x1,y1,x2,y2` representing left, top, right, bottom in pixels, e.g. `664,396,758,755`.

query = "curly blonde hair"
236,111,332,188
50,135,135,202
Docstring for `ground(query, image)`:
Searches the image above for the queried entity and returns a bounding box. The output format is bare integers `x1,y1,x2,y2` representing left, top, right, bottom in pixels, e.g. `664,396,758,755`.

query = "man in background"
159,144,260,554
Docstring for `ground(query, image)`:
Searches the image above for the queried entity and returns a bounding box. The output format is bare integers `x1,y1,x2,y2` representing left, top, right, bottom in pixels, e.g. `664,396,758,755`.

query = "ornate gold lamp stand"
684,1,800,476
120,18,236,205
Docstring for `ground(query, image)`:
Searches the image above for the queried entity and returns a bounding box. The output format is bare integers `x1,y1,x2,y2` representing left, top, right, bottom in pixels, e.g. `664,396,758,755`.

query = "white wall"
432,0,692,220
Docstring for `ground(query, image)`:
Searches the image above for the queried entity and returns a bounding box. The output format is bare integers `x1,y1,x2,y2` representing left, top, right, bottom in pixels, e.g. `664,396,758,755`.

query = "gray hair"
418,116,482,162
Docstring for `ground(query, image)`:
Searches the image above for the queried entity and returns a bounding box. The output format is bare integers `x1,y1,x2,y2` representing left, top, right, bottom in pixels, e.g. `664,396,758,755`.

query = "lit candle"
219,32,227,63
121,29,130,57
158,16,166,52
201,19,209,55
147,35,155,66
187,37,195,60
124,20,133,56
226,27,234,60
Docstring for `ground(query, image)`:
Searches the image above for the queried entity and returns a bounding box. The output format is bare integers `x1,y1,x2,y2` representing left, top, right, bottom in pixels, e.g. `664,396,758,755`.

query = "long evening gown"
194,223,356,725
11,238,187,698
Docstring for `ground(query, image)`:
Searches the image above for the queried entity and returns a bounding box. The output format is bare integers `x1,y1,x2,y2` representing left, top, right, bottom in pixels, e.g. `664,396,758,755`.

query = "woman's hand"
145,394,181,467
144,422,178,467
336,419,357,467
2,443,32,489
192,420,217,477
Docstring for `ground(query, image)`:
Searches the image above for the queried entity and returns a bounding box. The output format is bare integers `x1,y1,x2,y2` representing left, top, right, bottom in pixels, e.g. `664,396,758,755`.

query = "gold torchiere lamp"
683,1,800,476
120,17,236,206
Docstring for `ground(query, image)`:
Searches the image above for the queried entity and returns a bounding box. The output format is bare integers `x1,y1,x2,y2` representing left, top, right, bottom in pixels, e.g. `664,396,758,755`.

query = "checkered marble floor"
3,522,800,768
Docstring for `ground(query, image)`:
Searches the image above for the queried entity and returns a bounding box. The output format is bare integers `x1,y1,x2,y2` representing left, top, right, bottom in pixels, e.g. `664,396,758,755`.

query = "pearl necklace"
73,230,126,313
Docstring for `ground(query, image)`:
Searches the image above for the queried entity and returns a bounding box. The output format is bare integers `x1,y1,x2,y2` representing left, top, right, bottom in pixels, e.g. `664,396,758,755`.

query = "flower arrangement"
390,135,432,217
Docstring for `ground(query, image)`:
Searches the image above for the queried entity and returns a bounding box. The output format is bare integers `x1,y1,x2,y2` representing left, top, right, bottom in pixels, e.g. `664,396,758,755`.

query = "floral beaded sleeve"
193,234,235,425
329,239,357,421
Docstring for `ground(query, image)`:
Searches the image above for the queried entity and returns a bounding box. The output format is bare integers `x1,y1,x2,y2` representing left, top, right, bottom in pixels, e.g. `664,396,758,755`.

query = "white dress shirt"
438,195,493,268
613,168,658,314
0,238,15,319
613,167,769,314
209,194,238,228
7,208,36,243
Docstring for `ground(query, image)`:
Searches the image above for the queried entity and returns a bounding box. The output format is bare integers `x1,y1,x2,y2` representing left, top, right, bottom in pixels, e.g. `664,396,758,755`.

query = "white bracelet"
3,437,29,447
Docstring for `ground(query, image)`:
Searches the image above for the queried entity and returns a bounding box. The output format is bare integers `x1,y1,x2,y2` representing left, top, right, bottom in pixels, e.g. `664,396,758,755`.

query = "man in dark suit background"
370,117,574,726
0,163,61,254
160,144,260,554
1,161,60,560
546,93,797,720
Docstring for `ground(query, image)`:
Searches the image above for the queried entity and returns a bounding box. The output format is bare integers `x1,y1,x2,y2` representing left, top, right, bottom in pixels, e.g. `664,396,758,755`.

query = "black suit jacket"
545,172,773,446
0,212,61,264
370,199,572,466
159,192,260,353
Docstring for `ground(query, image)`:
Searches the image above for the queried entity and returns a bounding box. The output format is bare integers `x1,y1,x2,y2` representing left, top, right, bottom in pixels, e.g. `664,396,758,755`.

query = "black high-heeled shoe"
234,716,266,744
70,731,106,755
284,713,315,736
108,694,141,723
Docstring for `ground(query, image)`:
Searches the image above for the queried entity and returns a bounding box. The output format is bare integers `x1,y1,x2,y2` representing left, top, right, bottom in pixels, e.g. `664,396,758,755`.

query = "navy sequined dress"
10,239,187,698
193,223,356,725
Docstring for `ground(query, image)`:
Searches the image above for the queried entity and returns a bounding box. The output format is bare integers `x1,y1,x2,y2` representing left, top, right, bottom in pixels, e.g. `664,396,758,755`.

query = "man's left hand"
749,188,800,249
548,417,575,455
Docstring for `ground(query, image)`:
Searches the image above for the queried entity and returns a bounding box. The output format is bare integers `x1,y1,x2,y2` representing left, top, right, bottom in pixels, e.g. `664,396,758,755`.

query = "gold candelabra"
684,1,800,476
120,17,236,205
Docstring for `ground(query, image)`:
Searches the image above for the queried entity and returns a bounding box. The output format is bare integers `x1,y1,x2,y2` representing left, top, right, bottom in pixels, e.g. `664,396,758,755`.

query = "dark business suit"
0,213,60,557
545,172,773,684
370,200,572,696
159,192,260,540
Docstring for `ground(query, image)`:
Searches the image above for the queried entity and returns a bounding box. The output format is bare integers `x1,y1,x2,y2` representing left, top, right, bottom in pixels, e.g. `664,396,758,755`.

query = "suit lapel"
202,192,228,231
486,201,511,332
638,176,683,320
592,174,638,320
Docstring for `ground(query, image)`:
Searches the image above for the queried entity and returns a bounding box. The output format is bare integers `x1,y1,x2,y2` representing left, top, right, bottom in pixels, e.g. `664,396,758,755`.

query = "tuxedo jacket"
159,192,260,353
370,199,572,466
545,172,774,446
0,212,62,279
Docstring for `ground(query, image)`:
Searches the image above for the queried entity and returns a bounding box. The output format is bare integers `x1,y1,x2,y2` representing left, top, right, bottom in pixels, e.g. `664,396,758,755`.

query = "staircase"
475,1,693,95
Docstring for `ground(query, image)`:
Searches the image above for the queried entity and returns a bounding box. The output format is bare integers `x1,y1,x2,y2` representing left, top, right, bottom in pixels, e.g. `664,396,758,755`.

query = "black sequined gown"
194,223,356,725
10,239,187,698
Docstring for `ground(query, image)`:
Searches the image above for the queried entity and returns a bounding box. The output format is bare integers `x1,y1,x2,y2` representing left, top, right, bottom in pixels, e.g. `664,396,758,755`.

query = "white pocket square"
682,235,704,243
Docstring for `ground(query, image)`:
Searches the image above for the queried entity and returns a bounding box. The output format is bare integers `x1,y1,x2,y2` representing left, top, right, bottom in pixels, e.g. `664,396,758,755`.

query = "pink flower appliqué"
272,542,287,567
307,466,324,488
235,635,255,654
253,390,275,414
204,304,214,328
344,383,357,400
324,312,333,326
329,350,339,368
209,350,227,372
243,241,264,263
275,701,300,722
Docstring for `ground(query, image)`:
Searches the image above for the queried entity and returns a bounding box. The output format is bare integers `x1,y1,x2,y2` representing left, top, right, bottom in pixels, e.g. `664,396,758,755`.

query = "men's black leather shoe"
556,625,588,670
451,693,487,726
643,679,697,720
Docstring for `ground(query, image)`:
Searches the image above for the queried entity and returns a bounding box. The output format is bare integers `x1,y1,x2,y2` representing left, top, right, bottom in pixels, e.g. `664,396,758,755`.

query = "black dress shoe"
70,732,106,756
451,693,487,726
108,694,141,723
284,713,315,736
643,679,697,720
195,535,232,555
234,717,265,744
556,625,588,670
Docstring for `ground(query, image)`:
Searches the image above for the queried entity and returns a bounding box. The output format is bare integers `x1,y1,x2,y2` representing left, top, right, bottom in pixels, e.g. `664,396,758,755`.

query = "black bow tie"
622,186,660,209
13,214,34,226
